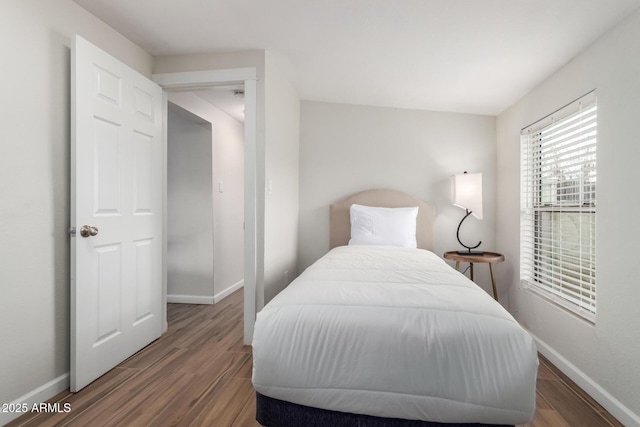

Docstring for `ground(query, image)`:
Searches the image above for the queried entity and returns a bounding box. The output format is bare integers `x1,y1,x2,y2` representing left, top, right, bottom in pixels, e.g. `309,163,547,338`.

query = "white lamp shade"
451,172,483,220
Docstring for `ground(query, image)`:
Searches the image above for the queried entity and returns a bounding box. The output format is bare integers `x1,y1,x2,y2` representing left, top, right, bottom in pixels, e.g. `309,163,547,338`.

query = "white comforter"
252,246,538,424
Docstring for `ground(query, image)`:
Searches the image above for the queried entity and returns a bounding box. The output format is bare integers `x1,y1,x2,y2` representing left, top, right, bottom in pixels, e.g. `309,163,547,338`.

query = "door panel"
133,131,153,212
71,35,162,392
134,238,153,322
94,118,121,214
95,243,122,344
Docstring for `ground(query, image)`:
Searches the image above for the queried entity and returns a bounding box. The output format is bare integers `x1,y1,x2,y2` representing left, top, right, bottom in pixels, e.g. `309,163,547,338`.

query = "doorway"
166,89,246,307
154,68,258,345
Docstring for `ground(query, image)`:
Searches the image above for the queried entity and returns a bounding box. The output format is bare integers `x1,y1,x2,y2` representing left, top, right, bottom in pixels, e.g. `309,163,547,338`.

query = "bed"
252,189,538,427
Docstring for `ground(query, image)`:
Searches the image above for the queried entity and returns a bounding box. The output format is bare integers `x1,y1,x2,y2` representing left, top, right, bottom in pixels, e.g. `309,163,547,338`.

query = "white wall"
167,103,215,299
168,92,245,301
298,101,498,296
496,9,640,426
263,52,301,304
0,0,153,421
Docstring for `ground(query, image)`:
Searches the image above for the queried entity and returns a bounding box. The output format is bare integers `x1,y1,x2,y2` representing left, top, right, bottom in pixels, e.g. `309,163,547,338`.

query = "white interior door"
71,35,163,392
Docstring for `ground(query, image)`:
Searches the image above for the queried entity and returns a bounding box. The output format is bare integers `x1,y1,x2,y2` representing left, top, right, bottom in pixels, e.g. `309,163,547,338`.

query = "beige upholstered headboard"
330,189,435,251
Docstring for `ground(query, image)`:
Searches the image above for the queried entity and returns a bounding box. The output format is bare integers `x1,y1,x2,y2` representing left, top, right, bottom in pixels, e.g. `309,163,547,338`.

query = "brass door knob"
80,225,99,238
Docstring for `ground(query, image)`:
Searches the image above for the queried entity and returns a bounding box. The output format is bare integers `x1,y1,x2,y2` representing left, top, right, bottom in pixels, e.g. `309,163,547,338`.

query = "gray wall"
496,9,640,425
167,103,214,299
0,0,153,420
298,101,498,297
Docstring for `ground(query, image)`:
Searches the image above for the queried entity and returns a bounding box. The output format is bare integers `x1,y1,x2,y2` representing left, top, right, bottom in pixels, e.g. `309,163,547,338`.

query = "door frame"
152,68,257,345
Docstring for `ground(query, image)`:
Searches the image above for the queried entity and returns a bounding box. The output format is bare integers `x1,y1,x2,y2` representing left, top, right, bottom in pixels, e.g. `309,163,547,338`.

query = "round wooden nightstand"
443,251,505,301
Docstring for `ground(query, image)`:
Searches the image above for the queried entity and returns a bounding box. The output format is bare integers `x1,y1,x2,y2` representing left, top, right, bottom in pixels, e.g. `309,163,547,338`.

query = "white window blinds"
520,91,597,320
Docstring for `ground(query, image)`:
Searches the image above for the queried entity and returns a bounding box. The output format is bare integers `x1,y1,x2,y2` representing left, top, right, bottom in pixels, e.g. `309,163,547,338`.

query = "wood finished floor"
8,289,622,427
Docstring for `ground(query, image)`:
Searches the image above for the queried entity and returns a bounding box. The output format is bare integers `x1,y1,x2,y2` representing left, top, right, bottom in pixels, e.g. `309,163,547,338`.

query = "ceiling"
74,0,640,116
194,85,246,122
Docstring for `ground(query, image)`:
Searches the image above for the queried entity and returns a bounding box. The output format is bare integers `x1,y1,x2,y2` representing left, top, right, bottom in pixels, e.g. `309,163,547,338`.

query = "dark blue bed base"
255,393,513,427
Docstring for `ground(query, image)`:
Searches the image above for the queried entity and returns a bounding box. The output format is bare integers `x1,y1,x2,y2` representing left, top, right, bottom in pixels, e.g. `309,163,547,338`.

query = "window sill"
521,280,596,324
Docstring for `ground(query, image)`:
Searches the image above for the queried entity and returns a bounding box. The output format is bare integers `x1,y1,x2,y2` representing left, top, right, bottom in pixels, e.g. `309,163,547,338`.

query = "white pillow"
348,204,419,248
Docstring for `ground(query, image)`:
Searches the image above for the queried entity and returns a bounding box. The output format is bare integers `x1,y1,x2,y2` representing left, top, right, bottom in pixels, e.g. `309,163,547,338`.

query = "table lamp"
451,171,483,255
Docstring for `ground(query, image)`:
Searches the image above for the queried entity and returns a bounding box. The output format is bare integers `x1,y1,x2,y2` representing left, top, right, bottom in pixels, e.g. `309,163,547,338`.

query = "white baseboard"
167,280,243,305
0,373,69,426
532,333,640,427
166,294,214,304
214,280,244,303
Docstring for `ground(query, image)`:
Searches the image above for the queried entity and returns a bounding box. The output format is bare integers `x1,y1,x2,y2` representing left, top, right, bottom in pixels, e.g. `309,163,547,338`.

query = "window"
520,91,597,321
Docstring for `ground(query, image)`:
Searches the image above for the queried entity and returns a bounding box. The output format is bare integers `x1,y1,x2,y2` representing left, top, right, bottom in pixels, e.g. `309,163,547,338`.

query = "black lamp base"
456,209,482,255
